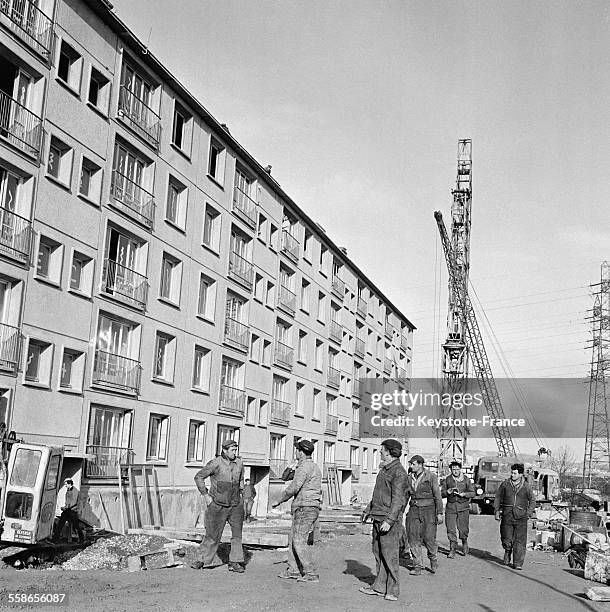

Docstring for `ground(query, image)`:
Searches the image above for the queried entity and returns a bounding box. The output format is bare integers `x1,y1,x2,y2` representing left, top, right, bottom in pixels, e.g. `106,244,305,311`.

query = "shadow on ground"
343,559,375,585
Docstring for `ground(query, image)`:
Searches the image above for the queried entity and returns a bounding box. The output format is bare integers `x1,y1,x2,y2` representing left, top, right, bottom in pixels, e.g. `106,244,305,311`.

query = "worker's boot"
430,558,438,573
462,540,469,556
447,542,456,559
503,549,512,566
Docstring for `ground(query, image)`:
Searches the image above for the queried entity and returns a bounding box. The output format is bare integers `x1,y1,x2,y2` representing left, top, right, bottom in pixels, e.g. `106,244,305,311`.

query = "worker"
273,439,322,583
359,439,408,602
192,439,245,573
494,463,536,570
442,460,475,558
243,478,257,522
405,455,443,575
54,479,84,543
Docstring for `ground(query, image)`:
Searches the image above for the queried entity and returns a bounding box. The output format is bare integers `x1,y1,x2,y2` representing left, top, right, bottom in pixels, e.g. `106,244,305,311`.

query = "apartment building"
0,0,415,526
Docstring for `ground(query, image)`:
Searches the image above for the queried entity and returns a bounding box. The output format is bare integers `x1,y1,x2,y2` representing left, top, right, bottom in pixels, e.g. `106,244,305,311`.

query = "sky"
109,0,610,459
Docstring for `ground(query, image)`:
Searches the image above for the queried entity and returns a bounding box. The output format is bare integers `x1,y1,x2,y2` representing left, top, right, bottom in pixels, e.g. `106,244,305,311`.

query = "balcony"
354,336,365,358
117,85,161,148
274,340,294,369
224,317,249,352
0,0,53,58
327,365,340,389
352,380,361,399
0,89,43,158
383,358,392,375
329,320,343,344
325,414,338,435
350,422,360,440
331,275,345,299
401,335,409,351
281,229,299,262
270,399,290,426
277,284,296,315
232,184,257,227
102,259,149,311
92,350,142,394
0,322,21,374
0,208,32,265
397,367,407,380
219,384,246,416
85,445,134,479
228,250,254,290
269,458,289,480
385,321,394,338
351,464,361,481
357,296,367,318
110,170,155,229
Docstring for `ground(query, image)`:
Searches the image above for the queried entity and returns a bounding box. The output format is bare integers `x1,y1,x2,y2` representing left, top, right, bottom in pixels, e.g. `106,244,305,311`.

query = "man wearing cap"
405,455,443,575
441,460,475,558
272,439,322,583
192,439,245,573
359,439,408,602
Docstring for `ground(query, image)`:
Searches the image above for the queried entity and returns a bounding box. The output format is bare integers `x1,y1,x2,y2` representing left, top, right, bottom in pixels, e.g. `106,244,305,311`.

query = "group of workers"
190,437,536,602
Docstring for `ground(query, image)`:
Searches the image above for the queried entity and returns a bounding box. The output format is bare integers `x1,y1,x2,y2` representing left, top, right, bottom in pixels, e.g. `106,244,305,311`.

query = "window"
351,446,359,467
69,251,94,296
197,273,216,321
187,420,206,463
172,101,192,153
202,204,221,251
303,229,312,261
166,177,187,230
246,397,257,424
319,245,328,275
79,157,102,203
87,67,110,113
265,281,275,308
300,279,310,312
87,405,132,459
313,389,321,420
192,345,211,391
59,348,85,391
24,339,53,385
295,383,305,417
373,448,379,471
257,213,267,241
315,340,323,371
36,235,62,283
254,273,265,301
258,400,268,426
324,441,335,464
147,414,169,461
269,224,278,251
362,448,369,472
57,40,82,92
297,330,307,364
262,339,271,367
216,424,240,455
249,334,260,363
317,291,326,322
208,138,226,184
159,253,182,304
47,137,73,186
153,332,175,382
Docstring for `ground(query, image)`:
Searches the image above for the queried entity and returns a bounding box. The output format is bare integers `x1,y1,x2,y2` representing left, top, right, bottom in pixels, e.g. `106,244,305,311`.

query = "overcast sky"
110,0,610,457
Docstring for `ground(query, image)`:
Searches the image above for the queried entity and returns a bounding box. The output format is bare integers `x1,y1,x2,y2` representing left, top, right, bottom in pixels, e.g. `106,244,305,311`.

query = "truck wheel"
470,503,481,515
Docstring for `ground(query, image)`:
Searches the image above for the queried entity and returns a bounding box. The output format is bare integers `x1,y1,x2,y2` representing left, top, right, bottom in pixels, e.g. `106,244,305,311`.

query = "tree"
550,445,577,490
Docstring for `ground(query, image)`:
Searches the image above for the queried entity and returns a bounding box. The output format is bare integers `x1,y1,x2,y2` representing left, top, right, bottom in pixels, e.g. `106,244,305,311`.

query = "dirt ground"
0,516,604,612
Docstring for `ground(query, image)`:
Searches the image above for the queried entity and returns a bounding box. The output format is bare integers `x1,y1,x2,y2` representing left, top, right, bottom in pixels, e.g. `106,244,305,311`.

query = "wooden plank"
128,527,288,547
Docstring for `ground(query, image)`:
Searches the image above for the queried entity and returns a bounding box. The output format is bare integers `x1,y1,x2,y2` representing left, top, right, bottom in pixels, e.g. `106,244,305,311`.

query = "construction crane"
435,141,516,472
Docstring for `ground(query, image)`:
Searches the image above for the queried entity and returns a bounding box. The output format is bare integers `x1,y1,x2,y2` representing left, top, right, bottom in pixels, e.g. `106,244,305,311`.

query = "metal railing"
351,422,360,440
0,322,21,373
385,321,394,338
0,89,42,157
224,317,249,351
352,380,361,398
325,414,338,435
232,184,257,227
281,229,299,261
110,169,155,229
327,365,340,389
92,350,142,393
331,275,345,299
397,367,407,379
118,85,161,147
269,458,289,479
228,250,254,289
329,320,342,344
102,259,149,310
383,358,392,375
401,335,409,350
278,284,296,314
354,336,365,358
0,0,53,57
357,296,367,318
274,340,293,369
270,399,290,425
85,445,134,478
219,384,246,416
0,208,32,264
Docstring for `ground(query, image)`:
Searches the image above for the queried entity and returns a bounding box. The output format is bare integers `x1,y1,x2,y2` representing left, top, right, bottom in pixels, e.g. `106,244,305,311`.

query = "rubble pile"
62,534,171,571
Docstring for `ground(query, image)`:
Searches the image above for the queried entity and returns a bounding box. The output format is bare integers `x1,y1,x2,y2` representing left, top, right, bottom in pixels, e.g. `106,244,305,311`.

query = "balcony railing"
0,322,21,373
325,414,338,435
270,399,290,426
110,169,155,229
329,320,342,344
327,365,340,389
219,384,246,416
269,458,289,479
401,335,409,351
354,336,365,358
224,317,249,352
351,464,361,481
385,322,394,338
331,275,345,299
0,0,53,57
85,445,134,479
0,89,43,158
117,85,161,148
92,350,142,393
278,284,296,315
102,259,149,310
352,380,361,399
351,422,360,440
228,250,254,290
232,185,257,227
383,358,392,375
281,229,299,262
274,340,294,369
0,208,32,264
357,296,367,318
397,367,407,379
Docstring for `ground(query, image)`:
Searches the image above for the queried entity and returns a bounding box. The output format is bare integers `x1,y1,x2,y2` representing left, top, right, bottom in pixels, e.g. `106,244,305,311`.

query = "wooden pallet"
126,545,184,572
